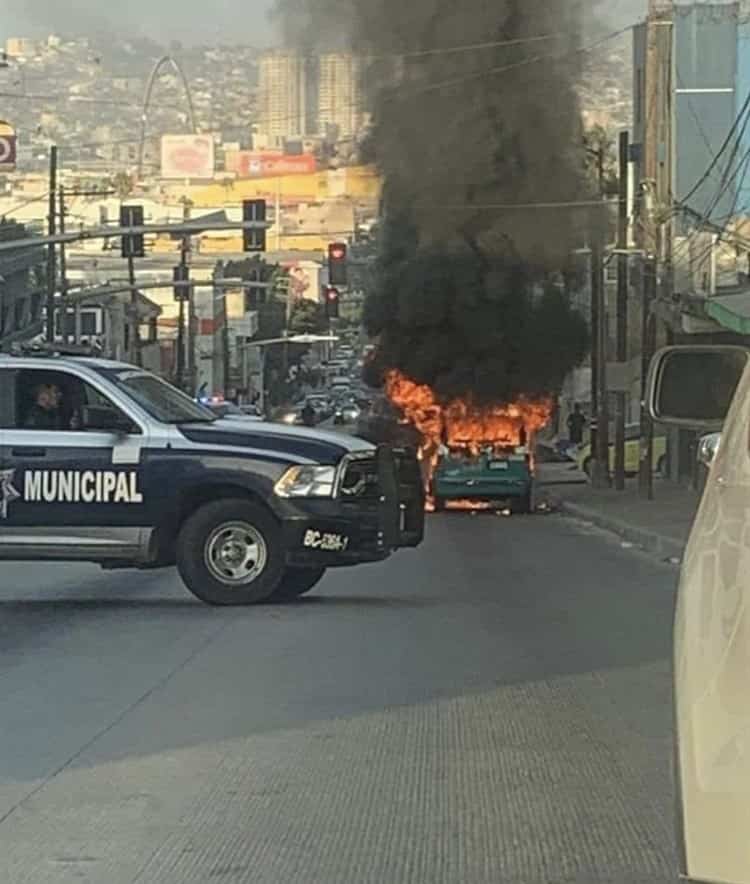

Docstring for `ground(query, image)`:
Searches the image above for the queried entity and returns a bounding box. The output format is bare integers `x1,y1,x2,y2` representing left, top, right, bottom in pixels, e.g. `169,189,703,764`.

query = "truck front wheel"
176,499,285,606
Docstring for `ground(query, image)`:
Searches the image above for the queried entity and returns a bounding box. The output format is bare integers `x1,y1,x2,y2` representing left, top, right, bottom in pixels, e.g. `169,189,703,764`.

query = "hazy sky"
2,1,648,48
1,0,277,47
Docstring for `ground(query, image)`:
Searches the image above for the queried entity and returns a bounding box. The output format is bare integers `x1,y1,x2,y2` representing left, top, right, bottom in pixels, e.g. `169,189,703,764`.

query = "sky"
1,1,648,48
1,0,277,47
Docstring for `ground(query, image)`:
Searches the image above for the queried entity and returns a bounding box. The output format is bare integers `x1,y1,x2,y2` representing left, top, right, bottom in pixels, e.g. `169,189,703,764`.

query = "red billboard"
226,151,317,178
161,134,215,179
0,121,17,172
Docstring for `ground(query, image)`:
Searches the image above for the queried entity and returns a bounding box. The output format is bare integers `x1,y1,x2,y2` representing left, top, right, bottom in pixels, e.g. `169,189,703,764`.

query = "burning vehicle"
385,371,551,512
432,446,533,513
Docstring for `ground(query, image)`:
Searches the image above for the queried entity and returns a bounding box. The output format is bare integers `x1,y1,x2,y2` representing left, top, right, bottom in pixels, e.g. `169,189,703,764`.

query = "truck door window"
14,369,130,432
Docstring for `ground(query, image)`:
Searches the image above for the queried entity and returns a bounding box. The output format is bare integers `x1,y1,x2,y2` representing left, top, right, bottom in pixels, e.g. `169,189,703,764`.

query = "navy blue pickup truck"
0,350,424,605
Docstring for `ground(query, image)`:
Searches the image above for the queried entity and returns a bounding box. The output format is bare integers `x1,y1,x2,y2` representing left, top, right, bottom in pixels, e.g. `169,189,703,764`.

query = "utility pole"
212,261,231,400
45,146,57,342
58,185,69,343
614,130,630,491
590,235,610,488
636,0,672,497
590,245,599,472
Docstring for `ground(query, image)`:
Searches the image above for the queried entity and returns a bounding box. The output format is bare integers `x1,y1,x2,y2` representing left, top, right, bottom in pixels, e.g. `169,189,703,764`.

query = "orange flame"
385,370,553,505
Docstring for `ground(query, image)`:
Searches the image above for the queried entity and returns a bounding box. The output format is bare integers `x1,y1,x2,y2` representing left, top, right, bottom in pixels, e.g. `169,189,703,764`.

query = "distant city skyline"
1,0,277,47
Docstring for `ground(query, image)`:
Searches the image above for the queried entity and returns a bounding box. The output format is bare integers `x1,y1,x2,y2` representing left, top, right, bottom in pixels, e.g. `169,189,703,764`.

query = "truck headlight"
275,465,336,498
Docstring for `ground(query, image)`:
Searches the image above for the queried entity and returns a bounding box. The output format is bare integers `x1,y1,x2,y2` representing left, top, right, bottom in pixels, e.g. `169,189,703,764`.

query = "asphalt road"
0,513,678,884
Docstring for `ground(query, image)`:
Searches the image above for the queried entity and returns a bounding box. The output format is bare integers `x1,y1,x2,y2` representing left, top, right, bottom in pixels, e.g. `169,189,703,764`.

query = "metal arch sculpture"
137,55,198,178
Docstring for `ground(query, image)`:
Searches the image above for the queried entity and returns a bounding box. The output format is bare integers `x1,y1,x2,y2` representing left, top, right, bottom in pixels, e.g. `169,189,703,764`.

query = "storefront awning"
705,291,750,335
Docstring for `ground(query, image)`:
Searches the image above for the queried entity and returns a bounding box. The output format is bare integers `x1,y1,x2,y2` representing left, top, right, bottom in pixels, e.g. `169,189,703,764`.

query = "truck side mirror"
647,346,749,429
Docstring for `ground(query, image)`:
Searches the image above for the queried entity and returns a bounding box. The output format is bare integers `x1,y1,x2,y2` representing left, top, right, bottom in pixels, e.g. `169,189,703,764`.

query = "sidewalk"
537,464,700,561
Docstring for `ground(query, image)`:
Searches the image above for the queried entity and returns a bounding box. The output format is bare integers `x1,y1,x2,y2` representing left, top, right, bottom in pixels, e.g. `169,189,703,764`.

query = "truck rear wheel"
176,499,285,606
268,567,327,602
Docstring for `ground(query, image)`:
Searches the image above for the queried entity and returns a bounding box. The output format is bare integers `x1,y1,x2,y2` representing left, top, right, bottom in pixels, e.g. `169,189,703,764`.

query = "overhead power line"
380,33,565,60
411,24,634,96
680,88,750,206
0,191,51,220
415,199,615,210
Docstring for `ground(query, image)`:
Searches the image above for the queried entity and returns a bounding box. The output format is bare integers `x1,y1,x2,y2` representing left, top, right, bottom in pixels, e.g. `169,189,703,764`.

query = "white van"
647,344,750,884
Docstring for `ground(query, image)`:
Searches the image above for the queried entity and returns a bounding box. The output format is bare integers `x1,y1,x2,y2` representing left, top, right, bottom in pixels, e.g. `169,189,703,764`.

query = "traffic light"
328,242,348,287
324,285,340,319
173,264,190,301
120,205,145,259
243,199,266,253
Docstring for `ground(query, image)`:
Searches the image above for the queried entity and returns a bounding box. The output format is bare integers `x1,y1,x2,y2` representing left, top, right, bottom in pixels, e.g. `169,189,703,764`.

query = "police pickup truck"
0,348,424,605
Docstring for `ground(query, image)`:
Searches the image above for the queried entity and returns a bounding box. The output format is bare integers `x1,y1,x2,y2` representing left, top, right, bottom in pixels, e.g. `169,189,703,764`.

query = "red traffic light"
328,243,347,261
325,286,339,301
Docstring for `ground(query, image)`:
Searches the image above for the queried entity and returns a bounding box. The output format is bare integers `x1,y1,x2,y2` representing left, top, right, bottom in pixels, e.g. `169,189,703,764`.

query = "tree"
583,125,619,197
289,299,327,335
112,172,134,200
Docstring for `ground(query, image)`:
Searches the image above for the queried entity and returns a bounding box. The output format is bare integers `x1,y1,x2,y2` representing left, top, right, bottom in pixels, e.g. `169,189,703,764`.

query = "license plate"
303,529,350,552
489,461,509,471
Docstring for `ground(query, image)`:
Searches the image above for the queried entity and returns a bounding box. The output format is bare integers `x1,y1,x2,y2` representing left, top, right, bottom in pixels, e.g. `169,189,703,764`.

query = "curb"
557,499,685,562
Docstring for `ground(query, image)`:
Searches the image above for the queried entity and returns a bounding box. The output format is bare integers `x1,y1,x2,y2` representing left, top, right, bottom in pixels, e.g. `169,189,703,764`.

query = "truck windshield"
101,369,216,424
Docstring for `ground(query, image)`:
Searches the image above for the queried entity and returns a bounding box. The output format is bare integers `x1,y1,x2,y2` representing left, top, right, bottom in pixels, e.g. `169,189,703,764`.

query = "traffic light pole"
639,255,657,500
128,254,141,366
613,130,629,491
176,237,190,391
45,146,57,343
58,185,70,343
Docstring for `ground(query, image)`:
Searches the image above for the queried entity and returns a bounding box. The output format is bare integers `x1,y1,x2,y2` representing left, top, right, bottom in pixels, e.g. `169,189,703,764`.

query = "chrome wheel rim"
204,521,268,586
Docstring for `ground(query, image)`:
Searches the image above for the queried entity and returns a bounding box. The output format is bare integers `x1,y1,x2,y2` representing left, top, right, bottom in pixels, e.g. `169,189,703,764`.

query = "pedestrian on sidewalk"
567,403,587,446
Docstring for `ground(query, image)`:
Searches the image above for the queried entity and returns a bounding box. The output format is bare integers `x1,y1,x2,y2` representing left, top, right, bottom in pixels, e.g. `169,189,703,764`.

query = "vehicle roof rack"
0,341,101,358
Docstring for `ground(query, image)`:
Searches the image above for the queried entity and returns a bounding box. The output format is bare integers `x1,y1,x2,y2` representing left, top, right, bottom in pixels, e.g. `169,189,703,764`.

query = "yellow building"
160,165,381,207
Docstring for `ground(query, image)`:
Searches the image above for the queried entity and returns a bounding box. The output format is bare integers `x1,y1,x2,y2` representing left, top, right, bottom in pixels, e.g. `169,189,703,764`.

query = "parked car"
576,424,667,477
432,447,534,513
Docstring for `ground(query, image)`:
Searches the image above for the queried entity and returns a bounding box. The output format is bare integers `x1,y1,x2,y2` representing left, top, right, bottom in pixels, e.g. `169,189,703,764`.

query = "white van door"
649,345,750,883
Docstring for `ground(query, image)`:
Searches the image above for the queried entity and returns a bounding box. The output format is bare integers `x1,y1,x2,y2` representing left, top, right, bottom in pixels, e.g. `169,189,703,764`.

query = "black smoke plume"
276,0,593,404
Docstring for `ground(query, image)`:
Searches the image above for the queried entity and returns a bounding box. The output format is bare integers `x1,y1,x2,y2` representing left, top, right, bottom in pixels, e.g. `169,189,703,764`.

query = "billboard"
281,260,322,303
226,151,317,178
161,134,215,179
0,121,17,173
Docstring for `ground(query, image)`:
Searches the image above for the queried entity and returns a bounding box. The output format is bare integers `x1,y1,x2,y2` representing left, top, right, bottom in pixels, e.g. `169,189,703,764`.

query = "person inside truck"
23,382,66,430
